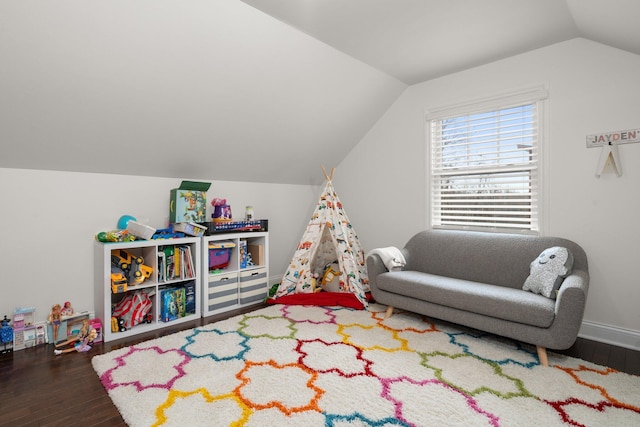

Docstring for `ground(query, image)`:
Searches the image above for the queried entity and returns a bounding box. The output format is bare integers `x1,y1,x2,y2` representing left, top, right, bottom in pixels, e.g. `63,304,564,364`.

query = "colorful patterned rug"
92,304,640,426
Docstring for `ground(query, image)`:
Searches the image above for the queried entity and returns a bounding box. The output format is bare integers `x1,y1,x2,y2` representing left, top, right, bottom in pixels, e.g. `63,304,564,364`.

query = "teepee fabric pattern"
274,168,369,307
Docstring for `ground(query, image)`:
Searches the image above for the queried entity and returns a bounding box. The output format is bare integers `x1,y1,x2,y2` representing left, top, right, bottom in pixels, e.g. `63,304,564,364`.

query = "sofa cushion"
376,271,556,328
522,247,574,299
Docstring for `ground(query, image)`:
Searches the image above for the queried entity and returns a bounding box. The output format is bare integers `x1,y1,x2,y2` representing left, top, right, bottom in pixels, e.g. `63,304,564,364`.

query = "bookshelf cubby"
202,231,269,317
94,237,201,342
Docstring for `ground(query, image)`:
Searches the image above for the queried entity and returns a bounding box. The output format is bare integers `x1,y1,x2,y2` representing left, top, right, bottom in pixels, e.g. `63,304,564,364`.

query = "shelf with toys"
94,236,201,343
202,231,269,317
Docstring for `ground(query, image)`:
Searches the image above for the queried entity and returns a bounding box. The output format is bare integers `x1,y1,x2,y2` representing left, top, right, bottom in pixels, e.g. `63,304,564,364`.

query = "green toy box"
169,181,211,223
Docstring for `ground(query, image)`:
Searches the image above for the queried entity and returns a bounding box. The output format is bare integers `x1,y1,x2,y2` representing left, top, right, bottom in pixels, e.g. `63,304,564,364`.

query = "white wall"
0,168,318,322
336,38,640,347
0,0,405,185
4,37,639,349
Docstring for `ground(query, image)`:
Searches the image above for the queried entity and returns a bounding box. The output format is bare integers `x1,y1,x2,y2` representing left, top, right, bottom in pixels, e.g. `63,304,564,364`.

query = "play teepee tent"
269,166,369,308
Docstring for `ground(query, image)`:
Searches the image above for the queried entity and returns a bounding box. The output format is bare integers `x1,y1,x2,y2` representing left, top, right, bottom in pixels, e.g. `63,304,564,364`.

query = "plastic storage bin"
208,241,236,271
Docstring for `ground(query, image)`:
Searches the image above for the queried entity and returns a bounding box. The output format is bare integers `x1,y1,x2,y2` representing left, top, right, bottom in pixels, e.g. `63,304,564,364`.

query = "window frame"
425,86,548,234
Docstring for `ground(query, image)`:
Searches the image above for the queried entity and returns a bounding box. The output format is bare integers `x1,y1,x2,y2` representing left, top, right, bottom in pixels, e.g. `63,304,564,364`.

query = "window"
427,87,547,233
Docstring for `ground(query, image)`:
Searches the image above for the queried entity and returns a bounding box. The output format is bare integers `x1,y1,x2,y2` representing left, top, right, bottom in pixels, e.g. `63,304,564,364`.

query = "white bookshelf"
94,237,201,342
202,232,269,317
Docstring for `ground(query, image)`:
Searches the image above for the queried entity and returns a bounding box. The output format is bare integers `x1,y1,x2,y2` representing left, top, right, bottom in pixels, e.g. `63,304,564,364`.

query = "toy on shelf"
111,289,154,329
95,215,156,242
111,266,128,293
111,317,127,333
126,220,156,240
117,214,136,230
211,198,232,223
151,227,186,240
170,181,210,223
204,219,268,234
110,249,153,289
95,229,135,242
238,239,256,268
130,262,153,285
48,304,62,342
172,222,206,237
61,301,74,317
160,287,186,322
239,239,248,268
111,249,139,271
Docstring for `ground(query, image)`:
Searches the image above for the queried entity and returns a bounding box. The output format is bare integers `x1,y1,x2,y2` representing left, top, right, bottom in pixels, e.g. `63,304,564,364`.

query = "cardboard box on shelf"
247,244,264,266
173,222,207,237
169,181,211,223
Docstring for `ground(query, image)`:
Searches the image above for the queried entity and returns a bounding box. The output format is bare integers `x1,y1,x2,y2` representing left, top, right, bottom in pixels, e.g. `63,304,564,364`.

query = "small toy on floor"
54,320,97,355
54,327,97,355
60,301,74,317
1,315,12,354
54,319,94,355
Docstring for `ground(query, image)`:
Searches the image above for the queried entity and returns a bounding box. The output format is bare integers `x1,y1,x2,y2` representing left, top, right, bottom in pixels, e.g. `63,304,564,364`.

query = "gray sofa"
366,229,589,366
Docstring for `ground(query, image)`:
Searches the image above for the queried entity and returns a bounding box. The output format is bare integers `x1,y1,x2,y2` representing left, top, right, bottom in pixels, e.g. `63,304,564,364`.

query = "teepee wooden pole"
321,165,335,182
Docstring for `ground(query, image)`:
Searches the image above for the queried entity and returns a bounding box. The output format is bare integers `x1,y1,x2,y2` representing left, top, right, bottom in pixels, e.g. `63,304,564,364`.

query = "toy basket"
209,241,236,271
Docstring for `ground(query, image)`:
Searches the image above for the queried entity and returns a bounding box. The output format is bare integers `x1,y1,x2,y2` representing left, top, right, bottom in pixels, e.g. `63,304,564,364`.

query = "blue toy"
1,315,13,354
151,227,186,240
117,214,136,230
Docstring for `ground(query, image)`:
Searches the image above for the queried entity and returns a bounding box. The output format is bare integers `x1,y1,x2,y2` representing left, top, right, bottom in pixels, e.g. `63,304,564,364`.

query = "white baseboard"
579,320,640,351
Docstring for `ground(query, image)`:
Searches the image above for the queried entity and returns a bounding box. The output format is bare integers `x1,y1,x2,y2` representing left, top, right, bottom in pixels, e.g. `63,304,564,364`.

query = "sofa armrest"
366,253,388,287
555,269,589,313
551,269,590,347
367,248,410,300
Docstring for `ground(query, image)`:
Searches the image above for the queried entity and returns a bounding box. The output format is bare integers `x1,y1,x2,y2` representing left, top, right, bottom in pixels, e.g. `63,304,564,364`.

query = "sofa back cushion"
403,229,588,290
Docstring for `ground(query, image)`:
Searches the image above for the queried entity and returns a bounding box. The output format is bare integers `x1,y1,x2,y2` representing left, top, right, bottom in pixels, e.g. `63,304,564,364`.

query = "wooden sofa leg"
537,345,549,367
385,306,394,319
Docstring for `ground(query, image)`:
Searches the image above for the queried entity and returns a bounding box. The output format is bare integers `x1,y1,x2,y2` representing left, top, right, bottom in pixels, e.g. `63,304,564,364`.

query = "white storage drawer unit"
207,272,238,313
240,268,268,305
201,232,269,316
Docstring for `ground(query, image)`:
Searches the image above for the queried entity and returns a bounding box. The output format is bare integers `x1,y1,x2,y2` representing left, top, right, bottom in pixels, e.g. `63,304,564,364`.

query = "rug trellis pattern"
92,304,640,426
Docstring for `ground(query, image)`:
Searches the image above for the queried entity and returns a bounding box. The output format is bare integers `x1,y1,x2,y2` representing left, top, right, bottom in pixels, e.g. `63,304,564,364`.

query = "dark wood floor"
1,307,638,427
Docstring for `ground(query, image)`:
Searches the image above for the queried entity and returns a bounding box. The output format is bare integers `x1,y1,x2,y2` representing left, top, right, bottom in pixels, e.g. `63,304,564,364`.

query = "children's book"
157,252,166,282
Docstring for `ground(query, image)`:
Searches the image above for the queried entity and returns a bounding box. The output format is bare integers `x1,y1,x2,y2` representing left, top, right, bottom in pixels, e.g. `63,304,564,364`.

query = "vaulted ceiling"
242,0,640,85
1,1,639,185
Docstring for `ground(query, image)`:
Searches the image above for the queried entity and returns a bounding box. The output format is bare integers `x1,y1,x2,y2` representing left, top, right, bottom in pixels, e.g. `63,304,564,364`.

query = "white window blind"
429,98,542,232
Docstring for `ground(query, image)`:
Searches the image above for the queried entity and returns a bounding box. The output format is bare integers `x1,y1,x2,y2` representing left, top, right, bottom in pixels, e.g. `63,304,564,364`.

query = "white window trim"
425,85,549,235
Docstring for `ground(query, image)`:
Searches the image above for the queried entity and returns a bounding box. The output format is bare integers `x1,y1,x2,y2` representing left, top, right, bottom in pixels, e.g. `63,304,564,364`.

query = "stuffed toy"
523,246,573,299
321,262,342,292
